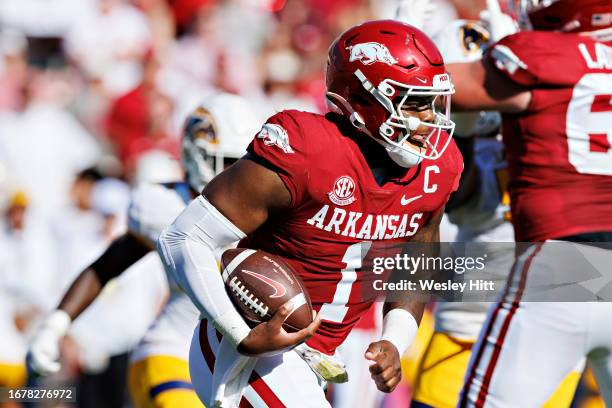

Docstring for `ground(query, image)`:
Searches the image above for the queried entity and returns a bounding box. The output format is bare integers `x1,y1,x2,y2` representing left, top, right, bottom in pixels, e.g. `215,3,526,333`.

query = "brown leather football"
221,248,313,332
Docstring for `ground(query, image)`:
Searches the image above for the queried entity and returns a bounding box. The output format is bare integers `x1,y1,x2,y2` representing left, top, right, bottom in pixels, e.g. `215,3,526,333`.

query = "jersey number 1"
319,242,372,323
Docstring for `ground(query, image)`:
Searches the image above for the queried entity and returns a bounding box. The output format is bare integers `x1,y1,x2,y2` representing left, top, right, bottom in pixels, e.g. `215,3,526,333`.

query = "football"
221,248,313,332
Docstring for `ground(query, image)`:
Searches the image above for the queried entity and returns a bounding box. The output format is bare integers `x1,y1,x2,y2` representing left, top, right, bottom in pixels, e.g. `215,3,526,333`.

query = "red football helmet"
326,20,455,167
510,0,612,33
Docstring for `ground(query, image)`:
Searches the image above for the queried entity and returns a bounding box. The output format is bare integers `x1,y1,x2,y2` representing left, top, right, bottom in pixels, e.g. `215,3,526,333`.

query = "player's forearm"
57,233,151,319
378,300,423,356
446,156,478,212
156,195,251,347
383,299,425,323
57,269,102,320
377,212,441,353
447,61,530,113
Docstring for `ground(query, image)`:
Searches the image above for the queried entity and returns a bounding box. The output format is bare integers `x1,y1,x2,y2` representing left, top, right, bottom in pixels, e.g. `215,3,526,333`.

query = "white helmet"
433,20,501,137
182,93,262,192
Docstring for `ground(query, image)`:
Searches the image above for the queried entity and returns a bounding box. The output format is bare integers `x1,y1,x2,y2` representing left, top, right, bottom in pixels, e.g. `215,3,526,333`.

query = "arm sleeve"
247,111,308,207
91,233,151,285
156,195,251,347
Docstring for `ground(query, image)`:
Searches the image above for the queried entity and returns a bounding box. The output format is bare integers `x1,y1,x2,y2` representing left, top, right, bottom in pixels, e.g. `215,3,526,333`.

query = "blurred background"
0,0,602,407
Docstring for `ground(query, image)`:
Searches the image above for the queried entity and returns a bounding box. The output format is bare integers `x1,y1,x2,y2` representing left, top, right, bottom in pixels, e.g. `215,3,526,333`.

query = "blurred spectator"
64,0,152,97
0,29,28,111
163,4,223,97
259,40,320,113
104,52,179,176
450,0,487,20
0,0,92,38
0,68,102,218
0,189,60,332
52,169,124,279
90,177,131,239
163,2,262,104
373,0,459,37
217,0,276,55
0,194,30,407
167,0,216,35
70,167,104,211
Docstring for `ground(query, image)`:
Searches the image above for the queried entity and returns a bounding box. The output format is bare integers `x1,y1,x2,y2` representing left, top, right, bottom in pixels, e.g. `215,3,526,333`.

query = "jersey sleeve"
127,183,187,245
487,32,538,86
247,111,309,207
487,32,583,87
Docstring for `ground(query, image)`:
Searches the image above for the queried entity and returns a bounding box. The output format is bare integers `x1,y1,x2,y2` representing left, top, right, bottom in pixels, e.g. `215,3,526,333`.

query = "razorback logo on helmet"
257,124,295,154
347,42,398,66
328,176,356,206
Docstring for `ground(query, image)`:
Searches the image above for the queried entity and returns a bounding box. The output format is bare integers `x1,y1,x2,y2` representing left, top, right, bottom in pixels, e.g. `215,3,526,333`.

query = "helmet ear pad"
325,91,375,135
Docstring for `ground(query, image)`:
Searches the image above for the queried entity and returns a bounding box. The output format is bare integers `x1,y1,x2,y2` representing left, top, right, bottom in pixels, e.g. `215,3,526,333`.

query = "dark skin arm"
58,232,152,319
446,137,478,212
447,59,531,113
203,155,321,356
365,210,443,393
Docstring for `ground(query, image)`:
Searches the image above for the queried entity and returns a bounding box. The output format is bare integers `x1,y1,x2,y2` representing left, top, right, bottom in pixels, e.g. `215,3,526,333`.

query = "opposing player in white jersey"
26,93,262,408
410,19,581,408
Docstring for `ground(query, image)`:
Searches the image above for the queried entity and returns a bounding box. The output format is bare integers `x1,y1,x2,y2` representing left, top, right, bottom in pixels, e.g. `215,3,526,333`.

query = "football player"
26,93,261,408
411,17,584,408
157,20,463,407
445,1,612,406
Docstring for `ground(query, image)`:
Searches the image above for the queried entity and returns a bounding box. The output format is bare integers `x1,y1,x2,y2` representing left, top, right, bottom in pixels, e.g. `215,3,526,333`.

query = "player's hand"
26,311,71,376
365,340,402,393
27,328,62,376
480,0,518,42
237,301,321,357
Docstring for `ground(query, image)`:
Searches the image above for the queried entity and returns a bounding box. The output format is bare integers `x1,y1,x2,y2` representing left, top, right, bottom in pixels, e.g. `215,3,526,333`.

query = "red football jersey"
488,32,612,242
240,110,462,354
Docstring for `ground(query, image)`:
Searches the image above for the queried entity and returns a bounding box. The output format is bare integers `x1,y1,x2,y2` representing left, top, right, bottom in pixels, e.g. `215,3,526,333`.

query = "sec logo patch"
328,176,356,206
